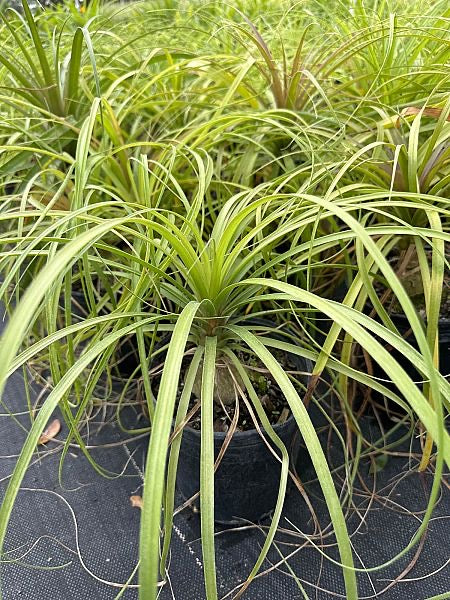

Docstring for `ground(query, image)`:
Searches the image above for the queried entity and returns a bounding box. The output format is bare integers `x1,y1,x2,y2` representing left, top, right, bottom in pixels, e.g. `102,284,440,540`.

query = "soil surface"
159,349,305,432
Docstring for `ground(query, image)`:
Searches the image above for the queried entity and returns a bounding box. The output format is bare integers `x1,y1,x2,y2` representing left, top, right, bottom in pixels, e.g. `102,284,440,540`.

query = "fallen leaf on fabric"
130,495,143,509
38,419,61,444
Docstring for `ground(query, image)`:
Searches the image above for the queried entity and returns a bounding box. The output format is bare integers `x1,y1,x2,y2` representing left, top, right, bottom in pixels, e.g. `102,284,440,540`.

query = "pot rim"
181,409,300,442
179,351,312,441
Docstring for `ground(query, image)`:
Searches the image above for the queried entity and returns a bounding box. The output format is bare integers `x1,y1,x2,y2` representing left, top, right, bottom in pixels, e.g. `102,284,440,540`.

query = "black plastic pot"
364,311,449,421
176,354,311,525
177,415,301,525
384,312,449,378
375,313,450,381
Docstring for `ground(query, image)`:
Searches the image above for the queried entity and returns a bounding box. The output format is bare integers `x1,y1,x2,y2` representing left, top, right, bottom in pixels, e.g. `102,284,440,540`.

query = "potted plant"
299,102,449,474
338,103,449,376
356,101,449,349
1,162,448,600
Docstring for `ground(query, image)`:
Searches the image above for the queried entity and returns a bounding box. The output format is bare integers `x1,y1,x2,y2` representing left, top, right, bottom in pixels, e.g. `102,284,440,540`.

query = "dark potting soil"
185,377,288,433
159,349,304,433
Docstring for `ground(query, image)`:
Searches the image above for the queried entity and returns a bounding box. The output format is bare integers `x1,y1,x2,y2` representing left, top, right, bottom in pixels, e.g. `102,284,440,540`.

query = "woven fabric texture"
0,369,448,599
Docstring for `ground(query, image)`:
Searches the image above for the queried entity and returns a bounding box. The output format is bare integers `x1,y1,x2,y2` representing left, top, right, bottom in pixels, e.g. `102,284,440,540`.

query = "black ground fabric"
0,367,449,599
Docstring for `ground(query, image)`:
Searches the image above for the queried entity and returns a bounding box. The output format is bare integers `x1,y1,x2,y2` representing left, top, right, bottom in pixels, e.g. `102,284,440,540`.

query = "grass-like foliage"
0,1,449,599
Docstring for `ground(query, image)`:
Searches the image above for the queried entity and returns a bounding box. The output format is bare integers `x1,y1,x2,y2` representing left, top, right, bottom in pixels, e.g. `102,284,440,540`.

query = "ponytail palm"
0,165,449,599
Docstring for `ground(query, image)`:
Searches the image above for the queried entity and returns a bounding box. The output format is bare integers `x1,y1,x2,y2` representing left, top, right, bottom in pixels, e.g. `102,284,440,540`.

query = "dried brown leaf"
277,407,290,424
38,418,61,444
130,495,143,509
397,106,450,126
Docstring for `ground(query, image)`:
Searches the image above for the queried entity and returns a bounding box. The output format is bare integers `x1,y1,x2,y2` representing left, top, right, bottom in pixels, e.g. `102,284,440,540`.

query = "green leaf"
242,278,450,463
65,28,84,115
160,347,204,573
20,0,63,114
200,336,218,600
226,350,290,598
369,453,389,474
0,314,160,579
139,301,200,600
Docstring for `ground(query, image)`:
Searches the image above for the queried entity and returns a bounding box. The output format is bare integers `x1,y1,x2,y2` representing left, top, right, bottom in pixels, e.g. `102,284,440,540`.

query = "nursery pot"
177,415,301,525
386,312,450,378
176,354,311,525
366,311,449,420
